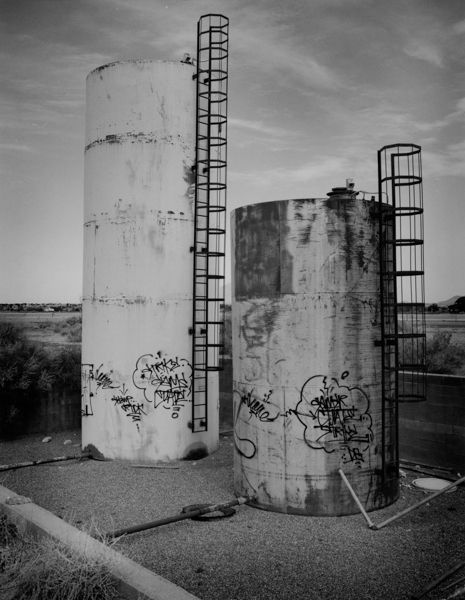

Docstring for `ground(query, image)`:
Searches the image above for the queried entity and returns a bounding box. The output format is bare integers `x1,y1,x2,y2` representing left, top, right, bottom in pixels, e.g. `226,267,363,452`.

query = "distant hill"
436,295,462,307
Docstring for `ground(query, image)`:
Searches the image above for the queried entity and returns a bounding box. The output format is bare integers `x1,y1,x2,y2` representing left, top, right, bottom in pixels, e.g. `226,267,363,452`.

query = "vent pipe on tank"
326,179,358,198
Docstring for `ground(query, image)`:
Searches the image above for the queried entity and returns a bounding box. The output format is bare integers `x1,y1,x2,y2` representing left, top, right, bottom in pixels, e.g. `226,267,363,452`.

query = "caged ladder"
191,14,229,433
377,143,426,479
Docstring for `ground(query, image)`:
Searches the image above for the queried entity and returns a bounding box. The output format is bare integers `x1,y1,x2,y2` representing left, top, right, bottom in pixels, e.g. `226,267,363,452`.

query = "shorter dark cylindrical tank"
231,193,398,516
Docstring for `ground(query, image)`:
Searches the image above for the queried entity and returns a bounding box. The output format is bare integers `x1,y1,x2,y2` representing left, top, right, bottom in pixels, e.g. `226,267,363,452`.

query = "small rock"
42,436,52,443
63,439,72,445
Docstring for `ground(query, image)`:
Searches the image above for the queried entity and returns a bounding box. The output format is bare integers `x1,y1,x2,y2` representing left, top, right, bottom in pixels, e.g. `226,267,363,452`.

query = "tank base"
235,470,399,517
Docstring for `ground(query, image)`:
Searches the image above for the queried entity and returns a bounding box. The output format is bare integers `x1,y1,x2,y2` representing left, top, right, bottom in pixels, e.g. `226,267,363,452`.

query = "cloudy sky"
1,0,464,303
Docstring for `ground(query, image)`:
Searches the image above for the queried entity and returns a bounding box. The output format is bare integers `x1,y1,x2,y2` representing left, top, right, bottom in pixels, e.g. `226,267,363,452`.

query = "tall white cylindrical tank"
82,60,219,461
231,194,398,516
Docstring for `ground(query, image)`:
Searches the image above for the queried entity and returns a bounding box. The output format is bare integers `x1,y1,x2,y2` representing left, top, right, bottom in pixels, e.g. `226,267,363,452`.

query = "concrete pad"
0,484,199,600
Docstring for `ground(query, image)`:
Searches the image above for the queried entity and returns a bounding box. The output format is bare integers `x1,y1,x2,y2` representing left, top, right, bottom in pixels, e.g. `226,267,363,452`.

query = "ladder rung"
384,333,426,339
193,366,221,373
397,333,426,339
395,270,424,277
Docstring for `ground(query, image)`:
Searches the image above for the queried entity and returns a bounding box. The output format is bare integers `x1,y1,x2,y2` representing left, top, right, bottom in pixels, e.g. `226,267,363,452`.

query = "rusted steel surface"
234,202,282,298
82,61,219,462
231,197,398,516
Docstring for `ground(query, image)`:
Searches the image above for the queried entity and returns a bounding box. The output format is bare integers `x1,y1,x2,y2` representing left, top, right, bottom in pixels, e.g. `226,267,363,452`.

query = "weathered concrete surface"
0,483,199,600
231,197,397,516
83,60,218,462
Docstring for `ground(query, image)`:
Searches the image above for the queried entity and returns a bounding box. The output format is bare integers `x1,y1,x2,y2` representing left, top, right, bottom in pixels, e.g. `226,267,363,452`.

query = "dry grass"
0,516,123,600
36,316,82,343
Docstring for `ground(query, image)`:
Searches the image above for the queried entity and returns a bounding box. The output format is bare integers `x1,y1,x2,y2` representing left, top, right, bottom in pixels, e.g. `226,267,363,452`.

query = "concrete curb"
0,484,199,600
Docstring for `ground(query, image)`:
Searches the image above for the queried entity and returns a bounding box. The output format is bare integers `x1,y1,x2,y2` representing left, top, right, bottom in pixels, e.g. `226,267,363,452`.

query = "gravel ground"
0,429,464,600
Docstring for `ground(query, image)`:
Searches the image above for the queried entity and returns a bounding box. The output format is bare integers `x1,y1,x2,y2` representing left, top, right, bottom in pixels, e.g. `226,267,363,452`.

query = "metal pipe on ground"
399,459,459,479
105,497,250,539
340,470,465,530
338,469,376,529
412,559,465,600
442,573,465,592
374,473,465,530
0,454,90,472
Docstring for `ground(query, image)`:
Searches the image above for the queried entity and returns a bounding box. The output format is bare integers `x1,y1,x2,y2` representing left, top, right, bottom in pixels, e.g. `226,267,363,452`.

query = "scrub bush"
425,330,465,375
37,315,82,342
0,323,80,435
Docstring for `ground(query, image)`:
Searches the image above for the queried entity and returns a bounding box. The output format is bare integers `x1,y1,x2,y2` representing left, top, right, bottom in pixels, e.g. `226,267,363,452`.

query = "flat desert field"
424,312,465,346
2,310,465,349
0,311,81,347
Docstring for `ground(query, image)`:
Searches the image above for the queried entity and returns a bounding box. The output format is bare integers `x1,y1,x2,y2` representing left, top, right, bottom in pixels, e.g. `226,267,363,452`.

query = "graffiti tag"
295,372,373,466
95,364,119,389
133,352,192,418
237,388,279,423
233,371,373,468
233,388,282,459
111,384,147,427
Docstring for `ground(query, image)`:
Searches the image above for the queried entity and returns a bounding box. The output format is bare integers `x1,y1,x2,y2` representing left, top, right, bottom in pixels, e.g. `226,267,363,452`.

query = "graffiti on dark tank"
234,370,373,468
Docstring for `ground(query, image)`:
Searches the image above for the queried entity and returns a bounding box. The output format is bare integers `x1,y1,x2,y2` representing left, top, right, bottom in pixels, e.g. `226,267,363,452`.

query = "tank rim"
231,196,377,214
87,58,194,79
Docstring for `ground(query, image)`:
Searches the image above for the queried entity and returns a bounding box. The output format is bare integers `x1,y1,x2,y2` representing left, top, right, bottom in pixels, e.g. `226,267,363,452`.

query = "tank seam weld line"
85,133,190,152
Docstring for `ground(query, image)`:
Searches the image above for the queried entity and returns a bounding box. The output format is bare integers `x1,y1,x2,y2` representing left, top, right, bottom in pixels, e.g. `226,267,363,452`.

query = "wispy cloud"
452,19,465,34
0,142,34,153
403,40,444,68
231,155,350,187
232,26,342,92
129,0,342,92
229,117,299,139
423,140,465,178
413,97,465,132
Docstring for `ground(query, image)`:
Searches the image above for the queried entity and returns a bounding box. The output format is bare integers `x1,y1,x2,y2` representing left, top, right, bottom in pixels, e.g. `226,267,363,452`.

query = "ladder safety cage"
191,14,229,433
377,143,426,477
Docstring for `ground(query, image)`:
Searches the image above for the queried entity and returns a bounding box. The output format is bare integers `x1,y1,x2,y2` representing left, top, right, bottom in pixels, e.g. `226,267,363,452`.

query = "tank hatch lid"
327,179,358,198
412,477,457,493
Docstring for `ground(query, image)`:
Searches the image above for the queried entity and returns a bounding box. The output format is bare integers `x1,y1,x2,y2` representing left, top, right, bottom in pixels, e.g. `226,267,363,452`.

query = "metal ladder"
191,14,229,433
378,143,426,478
